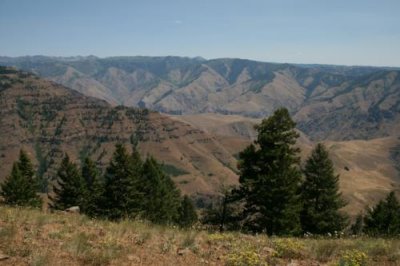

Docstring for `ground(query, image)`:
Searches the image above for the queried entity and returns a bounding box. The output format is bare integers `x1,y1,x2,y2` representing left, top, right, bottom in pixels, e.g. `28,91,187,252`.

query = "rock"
262,247,277,255
65,206,80,213
177,248,190,256
286,259,299,266
127,255,141,263
0,253,9,261
200,258,209,264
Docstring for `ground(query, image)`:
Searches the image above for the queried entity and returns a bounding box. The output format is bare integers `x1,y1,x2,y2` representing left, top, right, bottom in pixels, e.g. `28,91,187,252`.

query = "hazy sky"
1,0,399,66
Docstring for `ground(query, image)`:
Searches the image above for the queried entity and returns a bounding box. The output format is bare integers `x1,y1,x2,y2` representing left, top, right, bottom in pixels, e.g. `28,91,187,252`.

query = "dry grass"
0,206,400,265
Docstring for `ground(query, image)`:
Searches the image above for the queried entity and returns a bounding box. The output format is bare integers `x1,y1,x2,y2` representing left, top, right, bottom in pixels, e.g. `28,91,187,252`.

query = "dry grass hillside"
0,67,237,198
1,206,400,266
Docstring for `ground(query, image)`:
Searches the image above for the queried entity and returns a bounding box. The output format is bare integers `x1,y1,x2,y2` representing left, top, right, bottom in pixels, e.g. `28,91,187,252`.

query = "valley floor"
0,206,399,265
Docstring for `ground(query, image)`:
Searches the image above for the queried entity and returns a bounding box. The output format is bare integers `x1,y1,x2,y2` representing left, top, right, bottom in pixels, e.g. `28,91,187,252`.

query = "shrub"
226,242,268,266
338,250,368,266
272,238,305,259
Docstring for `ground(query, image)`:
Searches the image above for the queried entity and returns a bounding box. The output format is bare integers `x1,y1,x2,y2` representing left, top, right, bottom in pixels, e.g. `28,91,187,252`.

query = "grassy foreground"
0,207,399,265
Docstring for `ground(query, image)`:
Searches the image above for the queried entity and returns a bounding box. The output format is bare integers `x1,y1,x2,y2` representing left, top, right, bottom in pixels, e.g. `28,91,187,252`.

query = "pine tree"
364,191,400,236
202,187,241,232
17,150,35,181
300,143,348,234
1,150,42,207
102,144,144,220
51,154,86,210
350,213,364,235
81,157,103,217
237,108,302,235
178,195,198,228
140,157,181,224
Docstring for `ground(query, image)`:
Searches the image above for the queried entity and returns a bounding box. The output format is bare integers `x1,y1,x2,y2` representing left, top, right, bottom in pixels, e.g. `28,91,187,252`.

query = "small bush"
226,242,268,266
272,238,305,259
311,240,338,262
338,249,368,266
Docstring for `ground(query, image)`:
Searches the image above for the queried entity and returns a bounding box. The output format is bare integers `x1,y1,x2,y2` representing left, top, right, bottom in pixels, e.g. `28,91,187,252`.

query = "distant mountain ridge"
1,56,400,140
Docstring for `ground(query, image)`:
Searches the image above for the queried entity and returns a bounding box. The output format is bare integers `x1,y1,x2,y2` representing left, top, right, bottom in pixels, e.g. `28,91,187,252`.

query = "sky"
0,0,399,66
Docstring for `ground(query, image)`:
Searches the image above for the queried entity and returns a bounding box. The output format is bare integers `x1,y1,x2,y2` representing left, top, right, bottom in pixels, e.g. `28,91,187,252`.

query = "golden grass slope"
1,206,400,265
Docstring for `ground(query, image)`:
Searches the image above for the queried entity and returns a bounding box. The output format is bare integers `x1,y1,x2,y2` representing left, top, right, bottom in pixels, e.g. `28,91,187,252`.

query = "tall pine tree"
51,154,86,210
140,157,181,224
81,157,103,217
1,150,42,207
364,191,400,236
300,143,347,234
102,144,144,220
178,195,198,228
237,108,302,235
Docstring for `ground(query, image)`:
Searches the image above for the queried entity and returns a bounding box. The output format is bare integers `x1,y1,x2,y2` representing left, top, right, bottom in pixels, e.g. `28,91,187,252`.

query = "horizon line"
1,54,399,69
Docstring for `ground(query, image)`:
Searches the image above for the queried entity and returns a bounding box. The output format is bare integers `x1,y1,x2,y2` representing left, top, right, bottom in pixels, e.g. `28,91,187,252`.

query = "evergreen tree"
237,108,302,235
1,153,42,208
17,150,35,180
364,191,400,236
140,157,181,224
202,191,241,232
300,143,348,234
350,213,364,236
178,195,198,228
102,144,144,220
81,157,103,217
51,154,86,210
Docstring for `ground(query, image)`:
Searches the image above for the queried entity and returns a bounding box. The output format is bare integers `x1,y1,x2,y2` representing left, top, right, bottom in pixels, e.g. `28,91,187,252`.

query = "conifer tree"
237,108,302,235
51,154,86,210
1,152,42,208
178,195,198,228
140,157,181,224
17,150,35,181
102,144,144,220
350,213,364,235
202,188,241,232
364,191,400,236
300,143,348,234
81,157,103,217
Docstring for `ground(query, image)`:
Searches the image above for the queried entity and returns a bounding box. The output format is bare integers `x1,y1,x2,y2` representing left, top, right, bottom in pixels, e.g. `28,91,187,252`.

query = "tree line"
0,145,197,227
1,107,399,236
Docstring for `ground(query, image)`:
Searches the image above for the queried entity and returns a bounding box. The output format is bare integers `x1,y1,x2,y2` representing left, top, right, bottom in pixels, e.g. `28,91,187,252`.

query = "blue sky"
0,0,399,66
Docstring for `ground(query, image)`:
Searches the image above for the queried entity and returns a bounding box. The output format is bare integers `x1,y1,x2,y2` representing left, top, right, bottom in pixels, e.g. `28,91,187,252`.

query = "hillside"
0,67,238,198
1,206,400,265
0,67,399,215
1,56,400,140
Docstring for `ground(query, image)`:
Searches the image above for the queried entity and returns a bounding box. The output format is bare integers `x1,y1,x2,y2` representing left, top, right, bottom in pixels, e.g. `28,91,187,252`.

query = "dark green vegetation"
51,154,86,210
1,144,198,227
0,150,42,207
300,143,348,234
363,191,400,236
51,144,197,226
236,108,303,235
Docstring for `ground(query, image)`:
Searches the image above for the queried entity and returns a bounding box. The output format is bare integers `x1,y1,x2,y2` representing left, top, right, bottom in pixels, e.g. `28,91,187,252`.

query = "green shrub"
272,238,305,259
338,250,368,266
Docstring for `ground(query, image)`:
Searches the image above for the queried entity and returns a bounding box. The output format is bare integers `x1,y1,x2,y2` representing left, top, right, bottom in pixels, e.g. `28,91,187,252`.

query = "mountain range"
1,56,400,140
1,56,400,216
